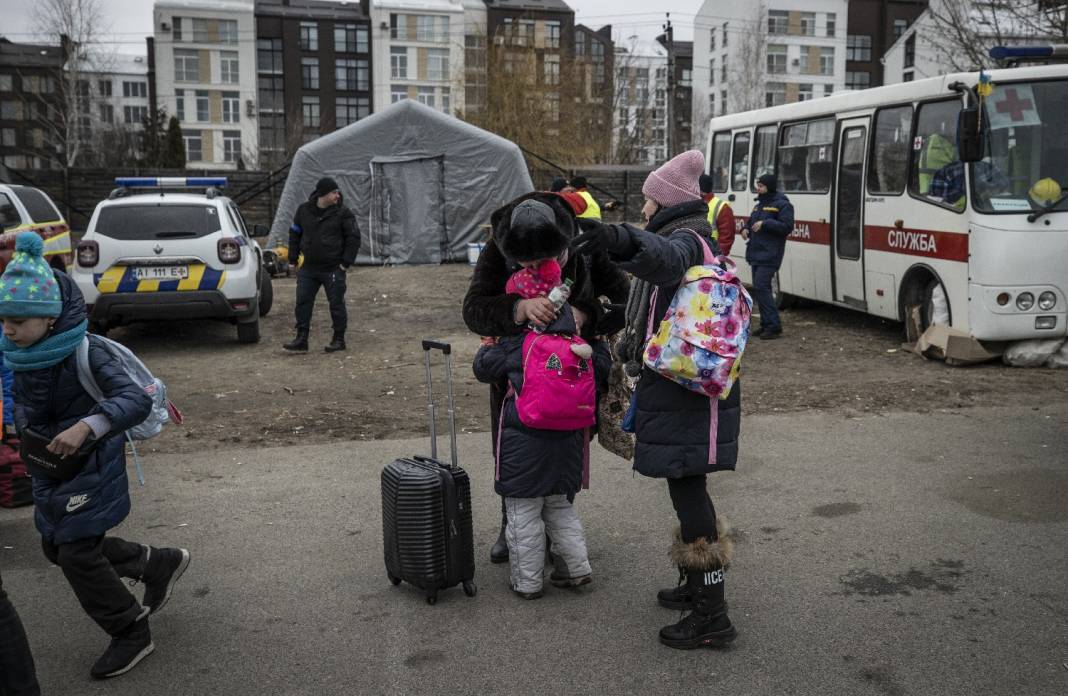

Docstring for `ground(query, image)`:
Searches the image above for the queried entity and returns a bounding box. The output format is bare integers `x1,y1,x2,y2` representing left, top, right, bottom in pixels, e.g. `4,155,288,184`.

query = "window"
441,87,450,114
709,92,715,116
680,69,692,87
709,58,716,85
1,129,14,147
336,58,355,90
98,79,112,96
123,105,148,124
221,52,239,84
800,12,816,36
99,103,114,123
904,35,916,69
778,118,834,192
766,82,786,107
722,22,728,46
336,96,370,126
710,132,731,190
721,56,727,83
710,27,716,51
826,12,836,37
546,20,561,49
417,15,449,42
219,20,238,44
820,48,834,76
720,89,727,115
428,49,449,80
847,35,872,62
575,30,586,56
334,24,368,53
416,86,435,107
222,91,239,123
257,38,283,73
391,86,408,103
823,84,834,97
543,54,559,85
767,45,787,74
869,105,913,195
731,132,751,191
175,90,185,120
195,90,209,122
910,99,963,207
520,20,536,47
300,21,318,50
893,19,909,40
301,58,319,90
752,124,777,186
391,47,408,79
846,71,871,90
544,92,560,121
798,84,814,101
903,71,914,82
257,76,283,112
836,127,866,260
221,131,241,163
174,49,199,82
191,18,209,43
173,17,183,41
592,42,605,83
302,96,320,128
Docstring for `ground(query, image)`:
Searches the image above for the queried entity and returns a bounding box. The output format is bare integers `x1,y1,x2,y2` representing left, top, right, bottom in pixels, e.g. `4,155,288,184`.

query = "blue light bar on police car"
113,177,228,188
989,45,1068,60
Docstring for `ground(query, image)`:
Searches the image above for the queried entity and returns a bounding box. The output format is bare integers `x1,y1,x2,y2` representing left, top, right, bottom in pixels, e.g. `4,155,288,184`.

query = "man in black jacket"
284,177,361,353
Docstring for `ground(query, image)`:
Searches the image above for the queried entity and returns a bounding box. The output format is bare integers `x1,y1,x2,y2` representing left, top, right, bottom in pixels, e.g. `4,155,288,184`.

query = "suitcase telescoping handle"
422,339,458,467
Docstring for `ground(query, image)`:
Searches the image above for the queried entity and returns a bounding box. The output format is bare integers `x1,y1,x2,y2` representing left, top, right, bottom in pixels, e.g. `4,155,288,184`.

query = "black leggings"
668,475,718,543
0,571,40,696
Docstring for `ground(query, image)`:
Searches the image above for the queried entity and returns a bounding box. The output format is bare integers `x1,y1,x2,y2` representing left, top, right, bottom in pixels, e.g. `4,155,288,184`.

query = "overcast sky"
2,0,701,54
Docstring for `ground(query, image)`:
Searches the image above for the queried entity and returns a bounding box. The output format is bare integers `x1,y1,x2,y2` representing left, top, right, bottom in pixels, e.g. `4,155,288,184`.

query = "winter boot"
0,592,40,695
657,516,731,611
142,547,191,615
324,332,346,353
658,519,737,650
90,608,154,680
490,511,509,564
283,329,309,352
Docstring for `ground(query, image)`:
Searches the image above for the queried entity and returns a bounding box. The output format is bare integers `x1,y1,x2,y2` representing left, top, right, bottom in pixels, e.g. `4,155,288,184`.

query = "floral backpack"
643,229,752,400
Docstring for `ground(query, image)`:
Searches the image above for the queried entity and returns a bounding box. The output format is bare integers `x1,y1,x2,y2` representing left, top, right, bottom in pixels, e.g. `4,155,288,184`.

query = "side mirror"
958,107,983,163
251,224,270,238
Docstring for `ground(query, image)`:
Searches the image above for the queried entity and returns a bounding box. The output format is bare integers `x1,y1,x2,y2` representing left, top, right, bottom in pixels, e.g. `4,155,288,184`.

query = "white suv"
71,178,273,343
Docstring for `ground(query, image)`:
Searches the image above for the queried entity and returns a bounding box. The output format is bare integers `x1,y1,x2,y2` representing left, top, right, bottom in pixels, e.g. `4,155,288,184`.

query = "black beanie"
698,173,715,194
550,176,568,193
757,173,778,193
314,176,339,198
571,176,588,189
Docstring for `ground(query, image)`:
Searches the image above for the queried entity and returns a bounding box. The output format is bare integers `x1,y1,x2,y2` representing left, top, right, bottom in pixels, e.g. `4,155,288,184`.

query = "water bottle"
548,279,573,311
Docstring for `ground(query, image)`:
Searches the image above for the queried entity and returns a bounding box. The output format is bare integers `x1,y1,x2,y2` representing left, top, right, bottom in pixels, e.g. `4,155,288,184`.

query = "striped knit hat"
0,233,61,317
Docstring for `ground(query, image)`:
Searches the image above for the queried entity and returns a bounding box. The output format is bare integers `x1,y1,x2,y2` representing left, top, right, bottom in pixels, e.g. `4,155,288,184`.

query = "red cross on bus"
994,88,1035,121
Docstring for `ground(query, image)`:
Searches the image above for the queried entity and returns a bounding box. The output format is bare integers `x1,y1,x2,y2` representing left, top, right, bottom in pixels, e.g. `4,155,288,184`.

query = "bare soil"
110,264,1068,455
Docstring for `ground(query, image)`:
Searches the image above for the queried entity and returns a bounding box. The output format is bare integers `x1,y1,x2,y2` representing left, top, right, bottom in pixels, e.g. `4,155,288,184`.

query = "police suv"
71,178,273,343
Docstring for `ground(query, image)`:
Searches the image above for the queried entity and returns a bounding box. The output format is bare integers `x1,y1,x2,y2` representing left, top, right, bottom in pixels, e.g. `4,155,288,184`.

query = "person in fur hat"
572,150,743,650
462,191,630,565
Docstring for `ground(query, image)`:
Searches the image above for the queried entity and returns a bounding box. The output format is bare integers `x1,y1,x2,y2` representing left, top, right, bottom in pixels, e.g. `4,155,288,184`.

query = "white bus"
705,62,1068,342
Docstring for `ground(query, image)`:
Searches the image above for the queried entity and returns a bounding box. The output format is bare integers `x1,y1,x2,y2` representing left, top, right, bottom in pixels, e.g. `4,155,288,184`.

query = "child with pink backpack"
473,253,611,600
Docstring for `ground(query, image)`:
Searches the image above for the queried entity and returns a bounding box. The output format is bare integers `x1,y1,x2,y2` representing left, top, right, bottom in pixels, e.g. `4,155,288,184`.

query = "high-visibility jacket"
705,196,730,241
576,190,601,220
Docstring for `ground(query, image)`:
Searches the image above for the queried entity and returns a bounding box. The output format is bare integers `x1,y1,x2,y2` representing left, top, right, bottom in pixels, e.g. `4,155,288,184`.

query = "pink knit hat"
642,150,705,208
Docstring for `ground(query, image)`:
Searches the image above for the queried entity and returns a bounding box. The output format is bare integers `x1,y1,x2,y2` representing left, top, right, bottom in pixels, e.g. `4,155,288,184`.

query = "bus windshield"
972,79,1068,214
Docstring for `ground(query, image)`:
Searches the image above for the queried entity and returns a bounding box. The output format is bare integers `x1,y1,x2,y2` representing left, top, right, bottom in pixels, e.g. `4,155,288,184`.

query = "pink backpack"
515,332,596,431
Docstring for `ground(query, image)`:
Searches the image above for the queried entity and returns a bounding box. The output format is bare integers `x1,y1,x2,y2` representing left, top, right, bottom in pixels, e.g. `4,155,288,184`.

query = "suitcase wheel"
463,580,477,598
388,574,402,586
426,592,438,606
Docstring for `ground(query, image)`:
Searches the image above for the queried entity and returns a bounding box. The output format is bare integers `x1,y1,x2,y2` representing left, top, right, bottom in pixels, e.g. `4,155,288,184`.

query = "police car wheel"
237,315,261,344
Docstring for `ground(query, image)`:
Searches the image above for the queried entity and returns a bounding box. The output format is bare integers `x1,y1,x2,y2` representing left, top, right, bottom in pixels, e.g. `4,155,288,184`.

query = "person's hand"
47,422,92,457
571,305,588,334
752,220,764,232
740,229,750,241
572,218,614,255
516,297,556,326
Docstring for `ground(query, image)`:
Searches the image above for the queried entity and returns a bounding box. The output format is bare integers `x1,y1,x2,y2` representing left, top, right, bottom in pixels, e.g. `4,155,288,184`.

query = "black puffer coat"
610,199,742,478
15,273,153,545
288,192,361,272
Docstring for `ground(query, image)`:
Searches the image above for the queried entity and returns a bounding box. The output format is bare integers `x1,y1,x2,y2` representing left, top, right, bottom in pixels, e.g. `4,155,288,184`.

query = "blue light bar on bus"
989,45,1068,60
113,177,228,188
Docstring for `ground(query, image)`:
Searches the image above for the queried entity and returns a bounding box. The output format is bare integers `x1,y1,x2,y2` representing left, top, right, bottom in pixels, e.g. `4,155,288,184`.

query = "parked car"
0,183,73,272
71,177,273,343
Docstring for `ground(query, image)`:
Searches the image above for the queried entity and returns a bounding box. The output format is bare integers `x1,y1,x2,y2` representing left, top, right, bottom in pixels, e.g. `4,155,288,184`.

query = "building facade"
846,0,927,89
80,53,152,165
0,38,65,172
613,39,668,166
574,24,614,162
462,0,488,118
657,36,693,153
153,0,259,169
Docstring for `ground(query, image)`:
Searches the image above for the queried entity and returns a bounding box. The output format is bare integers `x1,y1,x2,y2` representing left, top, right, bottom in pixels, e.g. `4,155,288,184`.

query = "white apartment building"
153,0,259,169
613,39,669,166
692,0,848,134
72,52,151,163
370,0,467,115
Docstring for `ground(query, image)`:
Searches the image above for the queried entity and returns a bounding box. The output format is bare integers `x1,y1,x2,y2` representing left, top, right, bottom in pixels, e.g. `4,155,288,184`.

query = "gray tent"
270,99,533,265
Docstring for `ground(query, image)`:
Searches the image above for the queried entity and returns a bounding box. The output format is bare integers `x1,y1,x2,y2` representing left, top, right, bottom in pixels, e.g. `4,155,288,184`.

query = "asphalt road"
2,403,1066,696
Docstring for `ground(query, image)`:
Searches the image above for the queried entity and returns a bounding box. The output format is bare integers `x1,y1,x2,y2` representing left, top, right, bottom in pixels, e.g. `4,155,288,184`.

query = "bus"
704,61,1068,342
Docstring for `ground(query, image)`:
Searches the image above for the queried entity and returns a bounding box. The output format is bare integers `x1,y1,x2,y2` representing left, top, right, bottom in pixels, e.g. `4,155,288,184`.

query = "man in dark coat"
284,177,361,353
742,173,794,339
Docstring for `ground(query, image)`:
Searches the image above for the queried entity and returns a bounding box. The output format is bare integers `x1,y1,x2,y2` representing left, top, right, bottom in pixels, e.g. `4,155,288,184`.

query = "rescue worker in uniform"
698,174,737,256
571,177,602,221
742,174,793,340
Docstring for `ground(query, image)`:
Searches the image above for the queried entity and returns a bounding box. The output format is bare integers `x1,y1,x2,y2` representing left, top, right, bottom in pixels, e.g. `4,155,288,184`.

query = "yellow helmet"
1029,178,1062,208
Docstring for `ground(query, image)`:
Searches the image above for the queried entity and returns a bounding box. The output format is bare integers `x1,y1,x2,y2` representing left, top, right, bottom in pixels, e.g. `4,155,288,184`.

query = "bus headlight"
1016,292,1035,310
1038,292,1057,311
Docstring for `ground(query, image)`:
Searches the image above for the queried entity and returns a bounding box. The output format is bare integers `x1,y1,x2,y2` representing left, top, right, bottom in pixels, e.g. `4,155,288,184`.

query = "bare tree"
611,38,666,165
924,0,1068,71
728,2,768,114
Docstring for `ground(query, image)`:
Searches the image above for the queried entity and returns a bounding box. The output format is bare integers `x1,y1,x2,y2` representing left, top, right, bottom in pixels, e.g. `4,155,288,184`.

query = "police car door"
832,118,869,308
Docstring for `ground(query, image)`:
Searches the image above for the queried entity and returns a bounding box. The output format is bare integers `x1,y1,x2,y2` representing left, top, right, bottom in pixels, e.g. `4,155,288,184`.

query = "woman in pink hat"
573,150,742,650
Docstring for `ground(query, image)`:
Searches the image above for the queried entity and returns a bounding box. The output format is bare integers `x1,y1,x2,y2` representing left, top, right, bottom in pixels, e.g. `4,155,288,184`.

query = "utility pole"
664,13,676,156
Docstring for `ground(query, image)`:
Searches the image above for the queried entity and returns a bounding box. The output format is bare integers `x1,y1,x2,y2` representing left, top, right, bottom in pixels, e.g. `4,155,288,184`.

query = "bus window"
910,99,965,210
778,117,834,193
731,132,751,191
752,125,777,190
710,131,731,191
869,105,913,195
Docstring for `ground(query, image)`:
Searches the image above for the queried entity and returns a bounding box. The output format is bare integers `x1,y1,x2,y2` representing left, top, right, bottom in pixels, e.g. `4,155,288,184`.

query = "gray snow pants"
505,495,591,593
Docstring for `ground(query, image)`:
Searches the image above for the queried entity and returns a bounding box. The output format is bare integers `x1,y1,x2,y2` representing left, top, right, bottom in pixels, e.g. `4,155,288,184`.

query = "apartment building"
657,36,693,152
255,0,372,167
846,0,927,89
153,0,259,169
613,39,669,166
574,24,614,162
462,0,488,117
0,38,65,171
371,0,466,114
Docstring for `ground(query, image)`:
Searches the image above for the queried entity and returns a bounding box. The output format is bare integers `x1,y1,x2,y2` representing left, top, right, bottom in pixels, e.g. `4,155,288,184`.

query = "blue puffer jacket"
473,309,612,498
743,190,794,268
14,273,152,545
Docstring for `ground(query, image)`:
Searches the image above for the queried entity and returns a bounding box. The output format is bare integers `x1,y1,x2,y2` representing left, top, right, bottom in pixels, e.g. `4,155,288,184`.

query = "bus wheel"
922,279,951,331
772,271,798,310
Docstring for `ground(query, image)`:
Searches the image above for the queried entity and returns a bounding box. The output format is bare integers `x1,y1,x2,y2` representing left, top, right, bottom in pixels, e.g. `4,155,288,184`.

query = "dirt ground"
111,264,1068,455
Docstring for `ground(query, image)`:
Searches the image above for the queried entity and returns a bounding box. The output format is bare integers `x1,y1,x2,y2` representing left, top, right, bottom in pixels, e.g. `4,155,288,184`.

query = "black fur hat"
491,192,575,262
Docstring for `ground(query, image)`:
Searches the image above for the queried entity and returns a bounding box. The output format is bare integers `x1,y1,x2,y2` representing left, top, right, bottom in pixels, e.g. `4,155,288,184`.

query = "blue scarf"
1,319,88,372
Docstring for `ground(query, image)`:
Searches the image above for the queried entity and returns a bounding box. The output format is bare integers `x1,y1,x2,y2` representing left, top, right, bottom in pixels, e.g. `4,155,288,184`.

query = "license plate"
132,265,189,281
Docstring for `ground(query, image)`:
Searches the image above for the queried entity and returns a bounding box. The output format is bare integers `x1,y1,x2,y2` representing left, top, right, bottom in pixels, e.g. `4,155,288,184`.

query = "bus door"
832,118,869,308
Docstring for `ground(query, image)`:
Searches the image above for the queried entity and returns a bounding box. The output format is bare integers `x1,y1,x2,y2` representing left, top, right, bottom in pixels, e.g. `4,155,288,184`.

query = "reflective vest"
705,196,730,241
576,190,601,220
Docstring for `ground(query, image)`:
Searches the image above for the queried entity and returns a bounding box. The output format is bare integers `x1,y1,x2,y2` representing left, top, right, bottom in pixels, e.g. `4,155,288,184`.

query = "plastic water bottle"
548,279,573,311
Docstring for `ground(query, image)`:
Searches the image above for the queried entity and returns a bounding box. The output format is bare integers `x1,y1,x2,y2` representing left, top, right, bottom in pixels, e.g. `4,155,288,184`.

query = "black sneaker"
751,326,765,337
90,610,154,679
758,329,783,340
144,548,190,615
549,570,592,589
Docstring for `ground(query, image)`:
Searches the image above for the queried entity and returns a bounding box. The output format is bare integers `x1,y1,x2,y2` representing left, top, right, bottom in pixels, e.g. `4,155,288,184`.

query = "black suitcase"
381,339,476,605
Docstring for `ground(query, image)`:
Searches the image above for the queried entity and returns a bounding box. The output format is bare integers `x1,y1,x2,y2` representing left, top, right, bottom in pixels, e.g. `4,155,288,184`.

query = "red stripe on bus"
863,226,968,262
735,216,831,245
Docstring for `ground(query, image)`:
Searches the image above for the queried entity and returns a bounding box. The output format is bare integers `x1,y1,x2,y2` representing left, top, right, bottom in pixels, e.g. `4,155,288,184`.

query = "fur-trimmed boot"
657,516,732,611
658,520,737,650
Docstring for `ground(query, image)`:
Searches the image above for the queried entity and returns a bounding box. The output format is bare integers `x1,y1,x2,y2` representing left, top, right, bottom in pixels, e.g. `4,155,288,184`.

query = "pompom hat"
0,232,62,317
642,150,705,208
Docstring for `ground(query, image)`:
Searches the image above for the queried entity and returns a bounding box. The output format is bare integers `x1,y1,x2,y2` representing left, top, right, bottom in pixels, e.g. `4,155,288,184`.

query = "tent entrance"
370,156,447,264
